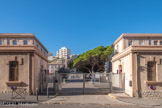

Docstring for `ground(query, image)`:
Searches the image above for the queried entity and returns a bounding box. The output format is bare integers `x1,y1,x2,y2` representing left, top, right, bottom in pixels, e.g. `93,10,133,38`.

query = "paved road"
59,81,110,95
43,94,128,105
0,103,155,108
43,82,125,105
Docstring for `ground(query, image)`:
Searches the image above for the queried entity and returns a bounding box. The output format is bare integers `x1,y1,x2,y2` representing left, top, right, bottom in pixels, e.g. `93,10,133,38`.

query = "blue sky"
0,0,162,55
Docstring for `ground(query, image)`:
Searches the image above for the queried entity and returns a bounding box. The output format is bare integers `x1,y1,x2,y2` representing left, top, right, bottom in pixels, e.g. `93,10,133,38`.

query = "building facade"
0,33,48,95
48,57,65,75
70,54,79,60
56,47,71,59
112,33,162,98
48,56,57,61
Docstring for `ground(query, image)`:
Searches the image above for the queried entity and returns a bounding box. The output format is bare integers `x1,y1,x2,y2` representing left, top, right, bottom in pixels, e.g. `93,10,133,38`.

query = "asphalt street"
0,103,156,108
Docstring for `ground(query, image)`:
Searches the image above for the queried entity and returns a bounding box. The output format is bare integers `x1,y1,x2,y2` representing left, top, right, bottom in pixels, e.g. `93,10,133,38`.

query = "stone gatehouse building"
112,33,162,98
0,33,48,95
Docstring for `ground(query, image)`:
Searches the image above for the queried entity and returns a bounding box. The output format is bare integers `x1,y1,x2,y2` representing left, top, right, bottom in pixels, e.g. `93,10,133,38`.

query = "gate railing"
55,73,113,94
49,72,125,95
110,72,125,91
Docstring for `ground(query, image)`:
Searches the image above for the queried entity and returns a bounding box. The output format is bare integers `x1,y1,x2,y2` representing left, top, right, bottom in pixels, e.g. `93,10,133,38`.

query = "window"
7,40,10,45
128,40,132,46
9,61,19,81
0,40,2,45
149,40,151,45
139,40,143,45
23,40,28,45
147,61,156,81
116,45,119,52
154,41,158,45
13,40,17,45
160,41,162,45
144,40,148,45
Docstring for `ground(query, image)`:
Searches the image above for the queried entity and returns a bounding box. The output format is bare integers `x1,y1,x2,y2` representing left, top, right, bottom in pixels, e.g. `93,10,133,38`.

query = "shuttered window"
9,61,19,81
147,61,156,81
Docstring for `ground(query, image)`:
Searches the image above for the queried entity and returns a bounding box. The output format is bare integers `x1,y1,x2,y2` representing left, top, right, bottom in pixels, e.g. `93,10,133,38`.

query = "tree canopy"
69,46,113,73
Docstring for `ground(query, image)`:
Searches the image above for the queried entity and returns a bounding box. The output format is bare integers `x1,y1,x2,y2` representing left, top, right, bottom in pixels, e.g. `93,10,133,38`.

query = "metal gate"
55,73,112,95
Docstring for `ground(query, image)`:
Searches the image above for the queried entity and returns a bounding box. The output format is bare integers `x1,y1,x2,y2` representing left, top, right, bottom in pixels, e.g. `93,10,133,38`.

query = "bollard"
53,77,55,93
83,74,85,94
109,82,111,92
36,88,38,101
47,86,49,98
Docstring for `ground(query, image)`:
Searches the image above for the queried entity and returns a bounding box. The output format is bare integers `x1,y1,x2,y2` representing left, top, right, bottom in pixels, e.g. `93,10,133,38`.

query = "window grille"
147,61,156,81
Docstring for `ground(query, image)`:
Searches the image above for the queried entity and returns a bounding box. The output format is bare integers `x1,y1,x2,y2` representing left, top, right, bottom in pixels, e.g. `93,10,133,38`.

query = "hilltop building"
56,47,71,59
70,54,79,60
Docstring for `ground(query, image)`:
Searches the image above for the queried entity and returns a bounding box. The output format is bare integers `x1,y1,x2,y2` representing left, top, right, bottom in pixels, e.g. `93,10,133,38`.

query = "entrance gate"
56,73,112,95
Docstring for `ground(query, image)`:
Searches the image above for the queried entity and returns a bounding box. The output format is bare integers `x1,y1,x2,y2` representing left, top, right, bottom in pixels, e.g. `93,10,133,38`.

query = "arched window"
23,40,28,45
13,40,17,45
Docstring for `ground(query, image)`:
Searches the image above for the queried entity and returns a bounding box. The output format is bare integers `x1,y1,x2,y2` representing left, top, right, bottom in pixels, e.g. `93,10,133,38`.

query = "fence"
46,72,125,95
111,72,125,91
55,73,112,95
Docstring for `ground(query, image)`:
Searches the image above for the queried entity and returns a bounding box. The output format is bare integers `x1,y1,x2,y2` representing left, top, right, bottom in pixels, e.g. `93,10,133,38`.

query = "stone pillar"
132,53,138,97
31,53,35,95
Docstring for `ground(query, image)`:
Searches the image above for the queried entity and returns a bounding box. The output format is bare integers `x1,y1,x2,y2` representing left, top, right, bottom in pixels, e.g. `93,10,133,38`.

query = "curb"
108,94,136,106
108,94,117,99
108,93,162,107
41,102,132,106
41,93,59,104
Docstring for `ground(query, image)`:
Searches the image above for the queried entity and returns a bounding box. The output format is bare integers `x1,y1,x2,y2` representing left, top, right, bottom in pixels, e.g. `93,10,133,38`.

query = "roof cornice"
112,33,162,46
0,33,48,53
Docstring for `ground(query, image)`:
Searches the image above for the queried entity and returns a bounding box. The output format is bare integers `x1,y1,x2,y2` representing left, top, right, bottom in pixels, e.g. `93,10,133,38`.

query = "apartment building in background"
70,54,79,60
0,33,48,95
112,33,162,98
48,56,57,61
56,47,71,59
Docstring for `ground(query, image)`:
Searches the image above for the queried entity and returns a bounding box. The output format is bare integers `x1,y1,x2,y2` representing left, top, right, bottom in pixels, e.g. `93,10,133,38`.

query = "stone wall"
140,90,162,99
34,54,48,94
0,53,30,93
137,53,162,98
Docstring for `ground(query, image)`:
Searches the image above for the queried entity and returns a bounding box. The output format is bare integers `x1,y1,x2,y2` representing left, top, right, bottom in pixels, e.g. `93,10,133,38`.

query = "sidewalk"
42,94,130,105
0,88,57,103
109,92,162,107
42,82,131,105
0,93,58,103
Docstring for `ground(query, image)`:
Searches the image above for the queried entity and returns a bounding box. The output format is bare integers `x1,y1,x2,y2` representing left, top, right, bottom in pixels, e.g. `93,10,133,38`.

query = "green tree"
69,46,113,74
